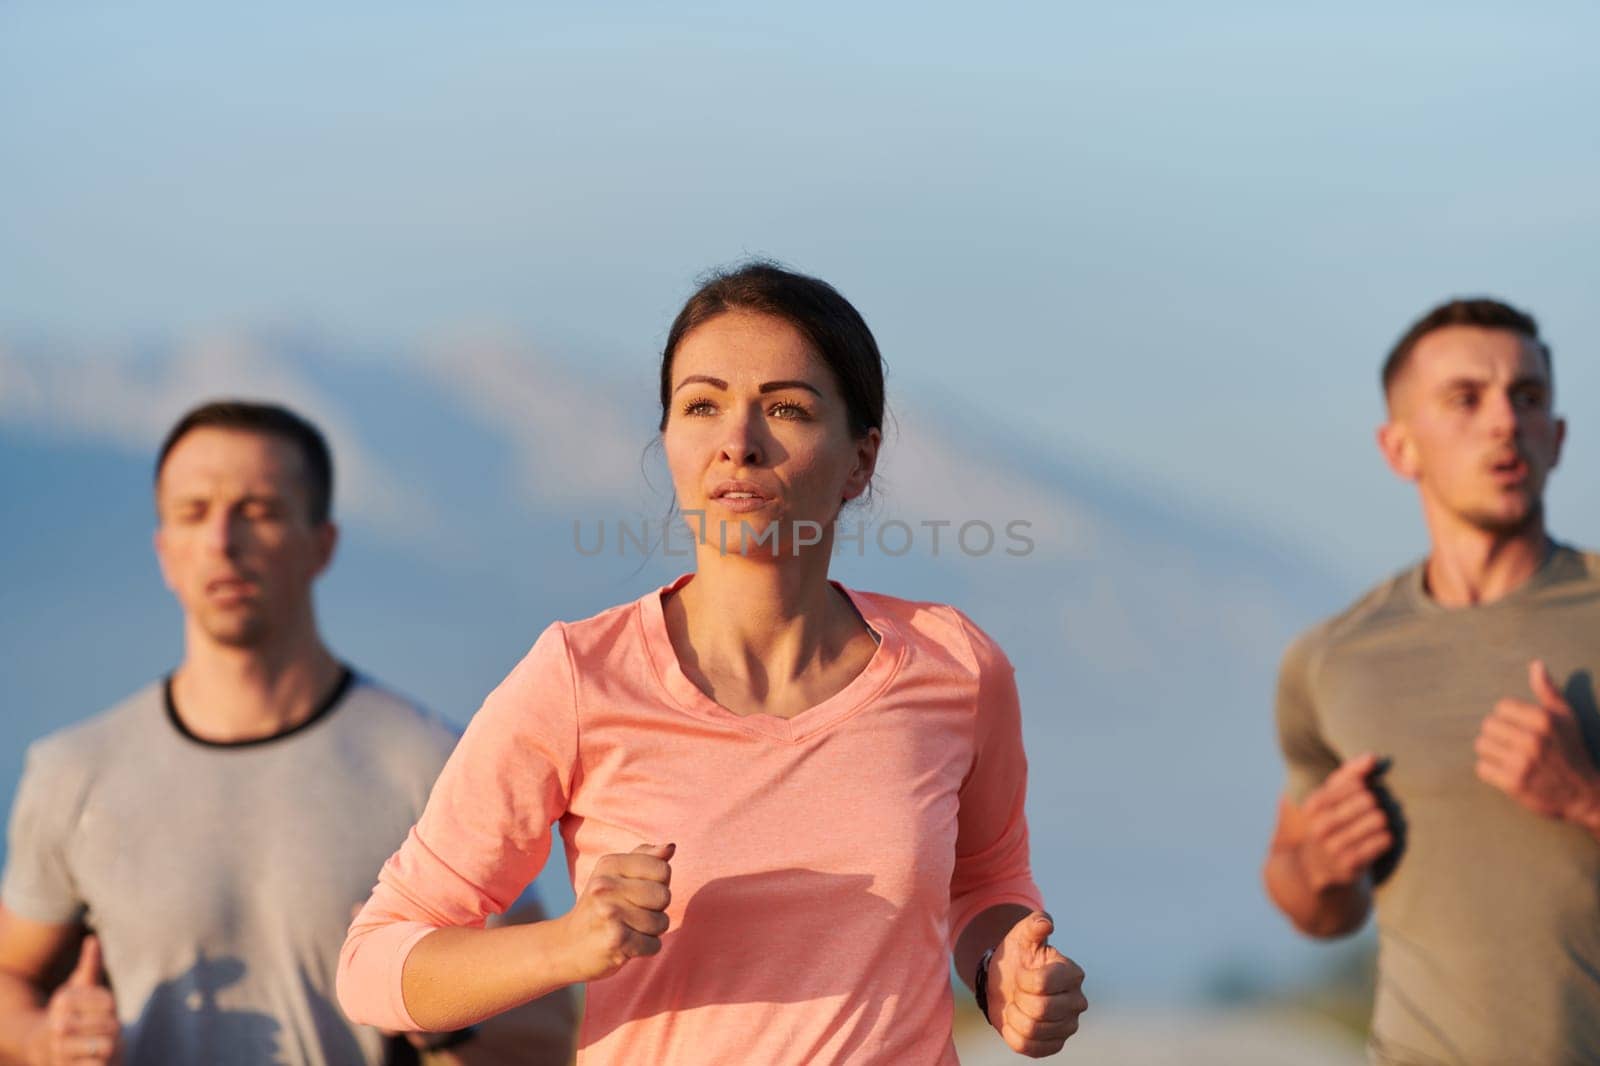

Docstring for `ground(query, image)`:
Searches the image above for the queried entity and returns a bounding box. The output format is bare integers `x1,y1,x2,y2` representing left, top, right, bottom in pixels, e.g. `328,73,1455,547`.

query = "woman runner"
337,262,1086,1063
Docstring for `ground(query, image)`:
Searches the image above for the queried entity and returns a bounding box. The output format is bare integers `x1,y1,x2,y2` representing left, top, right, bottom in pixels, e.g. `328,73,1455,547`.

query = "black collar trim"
164,667,356,749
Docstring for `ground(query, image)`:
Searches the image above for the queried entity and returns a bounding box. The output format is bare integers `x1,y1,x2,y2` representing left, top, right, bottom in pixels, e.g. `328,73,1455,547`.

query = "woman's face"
663,310,879,558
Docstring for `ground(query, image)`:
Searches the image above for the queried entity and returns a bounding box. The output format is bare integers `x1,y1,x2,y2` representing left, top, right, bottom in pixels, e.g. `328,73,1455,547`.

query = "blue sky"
4,2,1598,578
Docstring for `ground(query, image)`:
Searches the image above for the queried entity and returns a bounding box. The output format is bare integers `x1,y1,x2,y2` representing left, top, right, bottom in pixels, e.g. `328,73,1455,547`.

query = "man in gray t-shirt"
0,401,574,1066
1262,299,1600,1065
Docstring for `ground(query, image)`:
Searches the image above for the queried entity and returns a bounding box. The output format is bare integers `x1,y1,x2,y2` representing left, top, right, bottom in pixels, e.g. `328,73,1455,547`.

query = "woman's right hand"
558,843,675,983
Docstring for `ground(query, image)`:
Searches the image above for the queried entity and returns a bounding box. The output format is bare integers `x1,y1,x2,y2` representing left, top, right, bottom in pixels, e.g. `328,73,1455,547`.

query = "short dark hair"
658,261,887,440
154,401,334,524
1383,297,1552,396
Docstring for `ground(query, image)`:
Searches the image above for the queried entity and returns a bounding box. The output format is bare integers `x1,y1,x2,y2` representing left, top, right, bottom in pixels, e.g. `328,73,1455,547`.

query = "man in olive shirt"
1263,299,1600,1064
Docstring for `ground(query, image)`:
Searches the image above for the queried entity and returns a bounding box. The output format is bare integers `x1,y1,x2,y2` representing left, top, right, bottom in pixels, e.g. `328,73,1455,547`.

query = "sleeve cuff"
386,925,441,1032
0,887,84,927
948,877,1045,952
339,919,441,1033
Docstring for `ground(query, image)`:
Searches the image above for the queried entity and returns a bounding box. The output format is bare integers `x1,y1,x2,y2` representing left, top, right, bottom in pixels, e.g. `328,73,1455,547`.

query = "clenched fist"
1476,660,1600,832
30,935,121,1066
1296,753,1394,892
984,912,1086,1058
558,843,675,983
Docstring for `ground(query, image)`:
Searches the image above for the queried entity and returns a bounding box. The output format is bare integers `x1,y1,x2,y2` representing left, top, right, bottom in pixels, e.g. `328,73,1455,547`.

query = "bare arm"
1262,754,1390,938
417,899,578,1066
400,919,581,1034
0,908,61,1066
455,897,578,1065
387,844,673,1034
953,903,1031,997
0,908,120,1066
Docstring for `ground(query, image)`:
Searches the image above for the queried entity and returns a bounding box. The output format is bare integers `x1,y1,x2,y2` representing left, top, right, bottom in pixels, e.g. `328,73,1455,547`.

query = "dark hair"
1383,297,1552,396
658,261,887,439
154,400,334,524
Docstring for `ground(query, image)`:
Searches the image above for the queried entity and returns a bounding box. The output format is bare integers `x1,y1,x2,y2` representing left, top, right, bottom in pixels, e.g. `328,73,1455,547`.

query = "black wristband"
973,946,996,1027
422,1026,480,1052
386,1026,480,1061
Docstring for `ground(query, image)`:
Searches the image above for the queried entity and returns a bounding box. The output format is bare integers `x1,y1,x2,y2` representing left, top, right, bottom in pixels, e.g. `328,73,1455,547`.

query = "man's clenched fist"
1296,753,1394,891
30,935,121,1066
1476,660,1600,833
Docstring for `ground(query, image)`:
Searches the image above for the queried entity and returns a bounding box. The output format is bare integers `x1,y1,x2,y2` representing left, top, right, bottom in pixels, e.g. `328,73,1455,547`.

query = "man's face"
1380,325,1565,534
153,428,335,648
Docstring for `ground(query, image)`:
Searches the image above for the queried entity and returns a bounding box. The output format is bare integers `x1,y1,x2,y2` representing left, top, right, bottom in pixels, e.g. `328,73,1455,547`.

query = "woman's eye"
681,398,716,417
770,401,811,420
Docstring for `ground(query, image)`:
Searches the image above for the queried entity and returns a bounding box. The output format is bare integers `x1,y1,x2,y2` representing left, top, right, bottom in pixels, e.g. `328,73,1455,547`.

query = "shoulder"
847,587,1012,679
23,683,163,776
339,675,462,757
1281,565,1417,677
13,683,163,815
1553,542,1600,584
550,596,643,665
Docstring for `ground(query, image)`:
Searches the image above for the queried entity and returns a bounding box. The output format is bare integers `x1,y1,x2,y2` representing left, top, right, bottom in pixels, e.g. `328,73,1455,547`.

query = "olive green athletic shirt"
1276,543,1600,1066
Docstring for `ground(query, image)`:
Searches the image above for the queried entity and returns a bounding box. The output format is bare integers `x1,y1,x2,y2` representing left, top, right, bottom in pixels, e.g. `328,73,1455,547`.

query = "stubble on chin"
1460,495,1546,538
196,608,270,649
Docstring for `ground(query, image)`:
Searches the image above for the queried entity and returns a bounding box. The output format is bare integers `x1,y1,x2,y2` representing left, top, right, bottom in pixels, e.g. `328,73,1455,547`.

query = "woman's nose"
719,414,764,466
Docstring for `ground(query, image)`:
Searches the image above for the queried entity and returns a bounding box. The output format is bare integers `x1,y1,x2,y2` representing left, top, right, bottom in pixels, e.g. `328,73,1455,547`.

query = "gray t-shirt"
1,672,461,1066
1277,544,1600,1065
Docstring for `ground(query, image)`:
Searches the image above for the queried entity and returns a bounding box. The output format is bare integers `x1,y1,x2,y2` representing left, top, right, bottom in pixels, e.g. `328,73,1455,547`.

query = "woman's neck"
671,551,861,686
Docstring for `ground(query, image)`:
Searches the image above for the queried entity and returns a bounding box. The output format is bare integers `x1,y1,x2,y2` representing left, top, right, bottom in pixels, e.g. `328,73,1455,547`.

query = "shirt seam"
946,606,985,787
554,621,583,799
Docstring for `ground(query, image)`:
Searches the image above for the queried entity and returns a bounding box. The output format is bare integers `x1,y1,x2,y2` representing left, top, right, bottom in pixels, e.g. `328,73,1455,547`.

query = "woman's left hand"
984,911,1087,1057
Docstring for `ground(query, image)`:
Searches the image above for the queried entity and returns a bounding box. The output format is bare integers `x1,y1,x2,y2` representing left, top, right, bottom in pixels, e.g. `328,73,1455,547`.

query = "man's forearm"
1263,845,1371,939
0,970,46,1066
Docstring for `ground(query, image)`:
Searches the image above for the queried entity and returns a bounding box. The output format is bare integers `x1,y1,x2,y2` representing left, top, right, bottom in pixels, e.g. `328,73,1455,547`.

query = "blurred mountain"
0,333,1362,1002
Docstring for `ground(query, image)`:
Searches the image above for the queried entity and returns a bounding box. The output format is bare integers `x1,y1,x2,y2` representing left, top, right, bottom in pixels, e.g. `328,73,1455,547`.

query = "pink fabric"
339,575,1042,1065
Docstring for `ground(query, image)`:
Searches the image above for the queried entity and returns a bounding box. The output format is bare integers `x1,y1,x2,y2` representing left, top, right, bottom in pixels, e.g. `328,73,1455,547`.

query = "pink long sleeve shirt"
339,575,1042,1064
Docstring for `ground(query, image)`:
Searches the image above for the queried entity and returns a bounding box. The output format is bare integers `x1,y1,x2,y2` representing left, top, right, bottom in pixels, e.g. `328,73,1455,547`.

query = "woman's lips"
710,494,774,513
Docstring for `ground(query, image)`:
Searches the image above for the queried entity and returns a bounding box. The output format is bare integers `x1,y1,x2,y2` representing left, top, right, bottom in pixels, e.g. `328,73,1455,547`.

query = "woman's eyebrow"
759,380,822,397
673,374,726,394
672,375,823,398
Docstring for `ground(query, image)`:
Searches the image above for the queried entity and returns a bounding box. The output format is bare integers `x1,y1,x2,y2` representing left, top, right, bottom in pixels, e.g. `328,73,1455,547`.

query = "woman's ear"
843,427,882,501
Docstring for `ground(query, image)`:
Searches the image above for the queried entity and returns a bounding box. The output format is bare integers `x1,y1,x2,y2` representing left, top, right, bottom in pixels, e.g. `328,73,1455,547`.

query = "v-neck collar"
638,573,906,743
